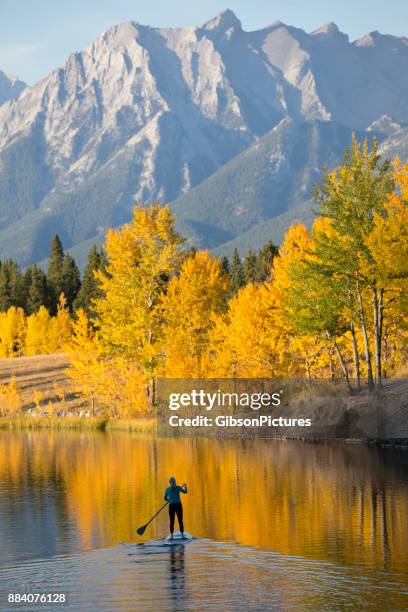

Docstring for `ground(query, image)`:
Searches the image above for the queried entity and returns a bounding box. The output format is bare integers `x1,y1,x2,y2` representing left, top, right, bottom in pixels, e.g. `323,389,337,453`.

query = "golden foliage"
207,282,286,377
95,204,185,373
0,377,22,416
161,250,229,377
0,307,26,357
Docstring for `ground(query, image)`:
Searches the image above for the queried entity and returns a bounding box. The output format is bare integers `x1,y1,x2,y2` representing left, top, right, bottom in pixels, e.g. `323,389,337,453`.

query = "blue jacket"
164,484,187,504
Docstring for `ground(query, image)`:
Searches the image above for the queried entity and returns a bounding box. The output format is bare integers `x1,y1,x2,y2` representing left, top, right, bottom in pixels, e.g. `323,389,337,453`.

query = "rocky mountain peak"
0,12,407,267
367,115,402,136
203,9,242,32
310,22,348,42
0,70,26,106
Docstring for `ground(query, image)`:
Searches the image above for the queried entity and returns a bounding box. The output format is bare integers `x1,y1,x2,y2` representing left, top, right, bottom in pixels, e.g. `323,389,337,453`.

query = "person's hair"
169,476,176,488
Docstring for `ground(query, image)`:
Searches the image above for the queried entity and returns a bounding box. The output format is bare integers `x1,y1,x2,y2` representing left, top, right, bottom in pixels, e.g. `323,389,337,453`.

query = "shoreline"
0,415,157,433
0,415,406,449
0,355,406,447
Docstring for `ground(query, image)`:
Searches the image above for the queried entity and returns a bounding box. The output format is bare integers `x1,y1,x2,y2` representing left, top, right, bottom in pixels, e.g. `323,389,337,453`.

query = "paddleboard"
164,531,192,545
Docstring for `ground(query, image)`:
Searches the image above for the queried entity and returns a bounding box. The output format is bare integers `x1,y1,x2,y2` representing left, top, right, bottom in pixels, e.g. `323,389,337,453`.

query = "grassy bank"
0,354,157,432
0,415,157,433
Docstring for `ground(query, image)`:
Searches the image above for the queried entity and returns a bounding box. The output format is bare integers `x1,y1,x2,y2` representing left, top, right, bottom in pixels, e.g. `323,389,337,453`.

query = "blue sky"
1,0,407,84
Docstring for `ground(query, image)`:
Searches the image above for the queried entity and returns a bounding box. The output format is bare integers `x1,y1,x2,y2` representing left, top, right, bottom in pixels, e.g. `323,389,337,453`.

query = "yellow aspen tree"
25,306,51,356
364,161,408,375
161,250,229,377
95,204,186,406
271,224,319,377
65,309,104,415
365,161,408,296
313,139,395,389
0,307,26,357
48,294,72,352
0,377,22,415
208,282,285,378
97,357,149,417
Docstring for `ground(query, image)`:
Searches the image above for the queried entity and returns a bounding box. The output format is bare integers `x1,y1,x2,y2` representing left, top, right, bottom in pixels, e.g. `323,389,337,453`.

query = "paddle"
137,502,168,535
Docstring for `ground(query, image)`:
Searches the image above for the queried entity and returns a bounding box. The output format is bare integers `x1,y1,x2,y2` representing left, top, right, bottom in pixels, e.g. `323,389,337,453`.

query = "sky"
1,0,408,84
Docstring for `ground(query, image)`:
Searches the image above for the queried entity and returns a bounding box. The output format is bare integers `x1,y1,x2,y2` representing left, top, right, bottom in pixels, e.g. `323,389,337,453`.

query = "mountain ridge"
0,11,407,266
0,70,26,107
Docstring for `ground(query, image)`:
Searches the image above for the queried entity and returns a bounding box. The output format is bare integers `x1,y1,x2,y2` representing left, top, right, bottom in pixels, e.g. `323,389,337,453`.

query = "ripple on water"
0,539,407,611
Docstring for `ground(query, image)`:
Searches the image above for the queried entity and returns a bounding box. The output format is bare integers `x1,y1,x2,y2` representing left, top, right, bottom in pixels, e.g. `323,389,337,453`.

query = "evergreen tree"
0,260,25,311
244,249,257,284
25,265,49,314
220,256,230,276
61,254,81,312
230,248,245,295
47,235,65,313
21,266,33,307
74,246,107,317
256,241,279,282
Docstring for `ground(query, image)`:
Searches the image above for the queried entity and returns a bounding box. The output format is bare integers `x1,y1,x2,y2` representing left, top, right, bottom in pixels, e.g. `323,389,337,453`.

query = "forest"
0,138,406,417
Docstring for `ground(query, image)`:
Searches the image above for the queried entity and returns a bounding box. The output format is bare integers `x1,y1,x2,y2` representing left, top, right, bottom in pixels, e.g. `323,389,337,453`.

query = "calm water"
0,432,407,610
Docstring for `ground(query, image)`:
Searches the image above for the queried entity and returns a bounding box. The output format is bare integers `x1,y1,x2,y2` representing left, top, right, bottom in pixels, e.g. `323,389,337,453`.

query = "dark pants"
169,502,184,533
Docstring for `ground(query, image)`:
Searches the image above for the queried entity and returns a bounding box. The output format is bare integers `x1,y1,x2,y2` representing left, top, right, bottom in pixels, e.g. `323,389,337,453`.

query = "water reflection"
0,431,406,581
168,545,186,607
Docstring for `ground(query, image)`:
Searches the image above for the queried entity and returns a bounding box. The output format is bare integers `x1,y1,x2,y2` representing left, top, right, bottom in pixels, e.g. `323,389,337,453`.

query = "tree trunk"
378,288,384,386
90,391,95,416
350,321,361,392
146,377,156,410
305,359,311,384
373,286,383,389
329,348,335,381
356,281,374,391
327,331,353,393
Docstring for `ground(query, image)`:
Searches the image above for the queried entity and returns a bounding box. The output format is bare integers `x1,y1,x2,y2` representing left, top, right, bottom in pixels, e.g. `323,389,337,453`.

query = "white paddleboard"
164,531,192,545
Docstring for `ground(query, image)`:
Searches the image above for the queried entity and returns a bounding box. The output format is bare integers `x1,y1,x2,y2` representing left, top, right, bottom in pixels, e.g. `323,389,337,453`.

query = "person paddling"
164,477,187,539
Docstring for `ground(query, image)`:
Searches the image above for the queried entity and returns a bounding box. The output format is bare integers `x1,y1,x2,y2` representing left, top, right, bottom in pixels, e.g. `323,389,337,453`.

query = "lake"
0,431,407,610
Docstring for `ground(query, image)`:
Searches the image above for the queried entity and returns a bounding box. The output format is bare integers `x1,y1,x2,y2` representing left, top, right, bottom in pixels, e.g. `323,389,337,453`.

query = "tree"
0,377,22,416
65,309,104,414
271,224,324,378
0,307,26,357
94,204,186,406
25,307,51,356
244,249,257,284
74,246,107,318
48,294,72,352
284,228,353,391
256,241,279,282
313,137,395,389
161,250,229,377
61,254,81,312
220,255,230,276
25,265,49,314
230,248,245,294
208,282,285,378
0,260,24,311
47,235,65,314
365,160,408,308
311,218,363,389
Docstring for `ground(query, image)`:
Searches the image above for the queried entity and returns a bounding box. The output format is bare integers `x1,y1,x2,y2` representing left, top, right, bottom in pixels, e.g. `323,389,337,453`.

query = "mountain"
0,71,26,106
172,118,368,251
0,11,407,265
